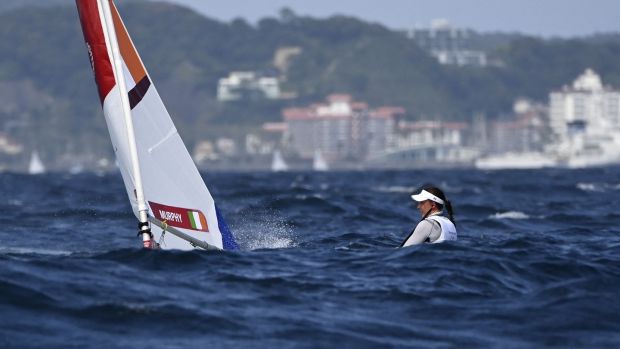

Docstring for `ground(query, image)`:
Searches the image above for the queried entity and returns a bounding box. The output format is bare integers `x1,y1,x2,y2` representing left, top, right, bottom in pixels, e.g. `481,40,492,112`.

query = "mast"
99,0,153,248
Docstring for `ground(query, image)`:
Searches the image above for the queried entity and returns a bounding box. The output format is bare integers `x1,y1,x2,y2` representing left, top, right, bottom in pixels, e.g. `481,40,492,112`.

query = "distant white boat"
271,150,288,172
476,133,620,170
28,151,46,175
557,133,620,168
475,152,557,170
312,150,328,171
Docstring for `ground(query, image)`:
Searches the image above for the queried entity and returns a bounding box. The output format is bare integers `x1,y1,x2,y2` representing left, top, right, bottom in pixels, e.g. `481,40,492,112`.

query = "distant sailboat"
75,0,237,250
312,150,328,171
271,150,288,172
28,151,46,175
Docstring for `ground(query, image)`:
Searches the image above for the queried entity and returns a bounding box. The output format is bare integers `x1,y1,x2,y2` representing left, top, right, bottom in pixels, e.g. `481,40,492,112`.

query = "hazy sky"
158,0,620,37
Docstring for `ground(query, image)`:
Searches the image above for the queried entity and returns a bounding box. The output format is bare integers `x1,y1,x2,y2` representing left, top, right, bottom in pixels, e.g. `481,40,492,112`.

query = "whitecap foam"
578,182,620,192
490,211,530,220
0,246,72,256
294,193,326,200
8,199,23,207
577,182,603,192
372,186,415,193
373,184,466,194
246,235,294,250
232,209,297,250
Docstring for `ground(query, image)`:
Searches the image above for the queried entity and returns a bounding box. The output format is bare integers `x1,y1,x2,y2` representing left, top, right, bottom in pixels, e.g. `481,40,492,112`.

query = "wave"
577,182,620,192
372,185,415,194
7,199,23,207
489,211,530,220
372,184,467,194
577,182,603,192
3,169,620,348
0,279,57,309
0,246,73,256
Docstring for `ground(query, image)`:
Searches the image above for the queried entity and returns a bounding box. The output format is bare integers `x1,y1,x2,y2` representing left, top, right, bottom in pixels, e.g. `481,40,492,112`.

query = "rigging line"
399,207,433,248
158,220,168,247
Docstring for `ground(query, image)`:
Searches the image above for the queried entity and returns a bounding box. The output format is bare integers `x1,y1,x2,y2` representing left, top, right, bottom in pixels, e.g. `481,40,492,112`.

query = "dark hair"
423,186,455,225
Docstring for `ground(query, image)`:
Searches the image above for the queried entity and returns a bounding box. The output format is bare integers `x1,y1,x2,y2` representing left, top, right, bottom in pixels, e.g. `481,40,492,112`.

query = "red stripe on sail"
75,0,116,105
148,201,209,232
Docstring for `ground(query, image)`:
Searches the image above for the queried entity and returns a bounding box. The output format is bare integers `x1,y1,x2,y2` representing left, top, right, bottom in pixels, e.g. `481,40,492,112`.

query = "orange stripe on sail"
199,212,209,232
109,0,147,84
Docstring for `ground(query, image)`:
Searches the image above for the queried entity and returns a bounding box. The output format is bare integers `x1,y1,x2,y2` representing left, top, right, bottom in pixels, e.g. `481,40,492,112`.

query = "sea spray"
231,207,296,250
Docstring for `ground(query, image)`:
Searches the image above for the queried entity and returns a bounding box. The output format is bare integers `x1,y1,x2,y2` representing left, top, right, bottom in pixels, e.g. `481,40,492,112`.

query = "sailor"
400,186,457,247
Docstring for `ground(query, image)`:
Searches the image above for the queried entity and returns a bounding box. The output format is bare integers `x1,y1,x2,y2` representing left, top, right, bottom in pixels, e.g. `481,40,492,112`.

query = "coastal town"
1,19,620,172
188,67,619,171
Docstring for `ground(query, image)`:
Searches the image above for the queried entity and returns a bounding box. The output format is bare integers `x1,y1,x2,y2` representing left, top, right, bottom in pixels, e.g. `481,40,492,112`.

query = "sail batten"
76,0,238,250
148,128,177,153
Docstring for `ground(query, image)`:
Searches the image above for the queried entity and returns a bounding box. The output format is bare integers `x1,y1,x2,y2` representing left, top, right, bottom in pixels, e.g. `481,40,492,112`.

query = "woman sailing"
401,186,457,247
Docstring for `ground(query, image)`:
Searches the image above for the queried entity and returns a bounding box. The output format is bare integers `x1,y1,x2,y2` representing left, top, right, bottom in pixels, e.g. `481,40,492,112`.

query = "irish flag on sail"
188,210,207,231
75,0,238,250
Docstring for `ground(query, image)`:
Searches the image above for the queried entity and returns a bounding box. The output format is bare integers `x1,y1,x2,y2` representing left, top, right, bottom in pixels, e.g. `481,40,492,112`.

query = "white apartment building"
394,121,471,161
217,71,280,101
486,99,549,154
549,68,620,141
407,19,487,67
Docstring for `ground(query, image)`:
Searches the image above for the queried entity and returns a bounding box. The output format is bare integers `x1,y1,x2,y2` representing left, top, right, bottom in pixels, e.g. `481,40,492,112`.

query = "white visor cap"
411,189,445,205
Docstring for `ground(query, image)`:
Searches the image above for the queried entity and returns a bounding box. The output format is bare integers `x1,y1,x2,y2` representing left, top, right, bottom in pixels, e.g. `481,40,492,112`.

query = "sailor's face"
417,200,432,216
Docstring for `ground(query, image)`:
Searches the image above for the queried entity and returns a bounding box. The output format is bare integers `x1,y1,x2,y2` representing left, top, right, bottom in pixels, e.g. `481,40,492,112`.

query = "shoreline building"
477,69,620,169
282,94,404,165
0,133,23,172
366,120,478,168
548,68,620,167
487,99,549,155
406,19,487,67
549,68,620,141
217,71,280,101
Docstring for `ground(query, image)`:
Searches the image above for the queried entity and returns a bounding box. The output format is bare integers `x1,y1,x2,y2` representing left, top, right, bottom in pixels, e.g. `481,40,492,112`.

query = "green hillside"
2,1,620,168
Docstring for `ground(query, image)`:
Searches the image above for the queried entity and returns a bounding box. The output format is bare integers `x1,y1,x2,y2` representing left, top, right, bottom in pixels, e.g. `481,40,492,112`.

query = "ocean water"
1,168,619,348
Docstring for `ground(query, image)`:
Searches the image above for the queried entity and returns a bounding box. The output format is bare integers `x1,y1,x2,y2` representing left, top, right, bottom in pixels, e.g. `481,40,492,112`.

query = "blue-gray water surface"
1,168,619,348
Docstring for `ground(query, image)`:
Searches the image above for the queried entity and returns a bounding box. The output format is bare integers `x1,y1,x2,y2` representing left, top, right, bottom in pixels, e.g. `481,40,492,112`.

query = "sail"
271,150,288,172
28,151,46,175
312,150,328,171
75,0,237,250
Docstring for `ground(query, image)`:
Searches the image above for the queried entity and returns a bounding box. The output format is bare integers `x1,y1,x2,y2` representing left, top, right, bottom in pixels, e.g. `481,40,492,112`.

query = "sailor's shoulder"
425,214,443,221
421,218,441,228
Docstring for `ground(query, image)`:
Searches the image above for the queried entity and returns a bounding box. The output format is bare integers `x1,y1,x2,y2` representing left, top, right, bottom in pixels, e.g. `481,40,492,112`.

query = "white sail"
271,150,288,172
76,0,238,250
312,150,328,171
28,151,46,175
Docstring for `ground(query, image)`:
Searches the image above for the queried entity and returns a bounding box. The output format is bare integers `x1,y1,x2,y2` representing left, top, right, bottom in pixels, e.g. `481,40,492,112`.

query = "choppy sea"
1,168,619,348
